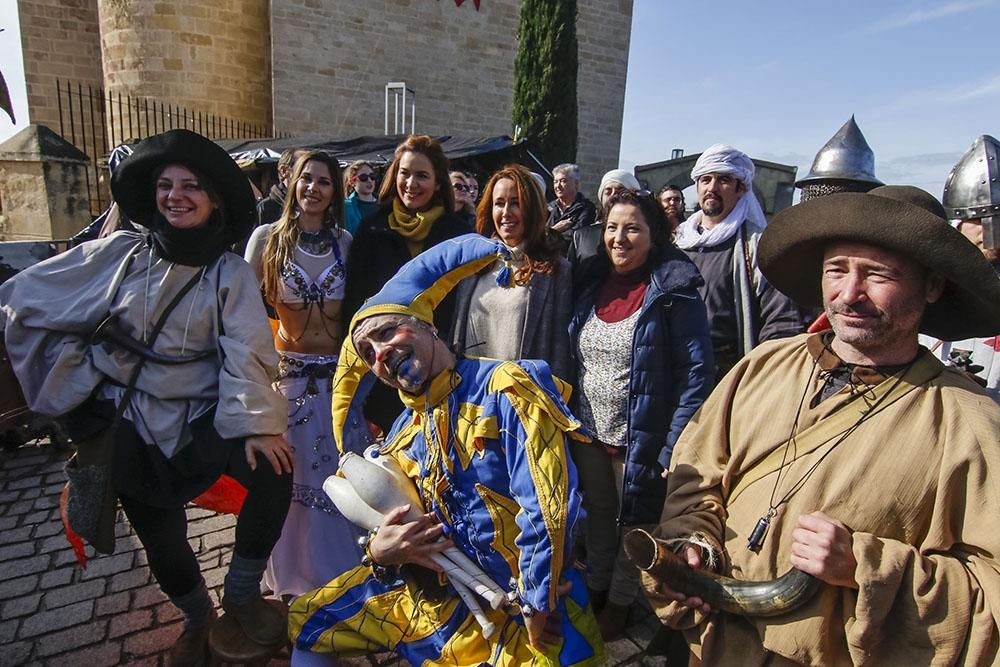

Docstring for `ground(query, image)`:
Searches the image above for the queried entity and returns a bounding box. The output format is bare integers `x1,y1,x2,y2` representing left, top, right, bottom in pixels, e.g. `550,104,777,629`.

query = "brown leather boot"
221,595,288,647
168,610,217,667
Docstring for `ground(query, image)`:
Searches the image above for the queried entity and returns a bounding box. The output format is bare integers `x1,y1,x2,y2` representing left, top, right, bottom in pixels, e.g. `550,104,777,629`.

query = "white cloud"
862,0,994,34
870,74,1000,118
954,75,1000,101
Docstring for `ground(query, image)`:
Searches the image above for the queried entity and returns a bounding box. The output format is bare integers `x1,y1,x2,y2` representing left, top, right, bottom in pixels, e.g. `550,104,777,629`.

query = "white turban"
676,144,767,250
597,169,641,204
690,144,755,188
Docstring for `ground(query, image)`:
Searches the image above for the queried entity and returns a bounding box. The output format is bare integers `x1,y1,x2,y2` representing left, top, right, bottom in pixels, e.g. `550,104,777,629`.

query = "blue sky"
619,0,1000,197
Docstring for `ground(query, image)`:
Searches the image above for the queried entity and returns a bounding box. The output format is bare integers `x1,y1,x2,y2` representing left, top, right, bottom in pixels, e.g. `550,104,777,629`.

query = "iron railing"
55,79,282,216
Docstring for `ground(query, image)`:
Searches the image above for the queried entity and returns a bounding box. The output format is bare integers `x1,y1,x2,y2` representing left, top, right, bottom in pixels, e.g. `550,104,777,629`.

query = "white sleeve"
242,224,272,283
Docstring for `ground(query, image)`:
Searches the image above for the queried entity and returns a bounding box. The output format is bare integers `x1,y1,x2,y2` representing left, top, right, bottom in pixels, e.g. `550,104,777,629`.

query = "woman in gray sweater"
450,164,573,384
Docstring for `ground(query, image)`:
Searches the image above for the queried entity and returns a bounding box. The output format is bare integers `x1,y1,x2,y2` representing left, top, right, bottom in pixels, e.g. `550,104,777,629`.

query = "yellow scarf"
389,199,444,257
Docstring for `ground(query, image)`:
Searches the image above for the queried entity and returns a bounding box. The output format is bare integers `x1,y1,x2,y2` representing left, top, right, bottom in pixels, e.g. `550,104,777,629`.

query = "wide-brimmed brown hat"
759,185,1000,340
111,129,255,245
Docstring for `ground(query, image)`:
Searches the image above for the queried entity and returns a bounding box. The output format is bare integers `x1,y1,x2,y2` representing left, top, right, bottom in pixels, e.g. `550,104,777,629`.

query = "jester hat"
332,234,513,452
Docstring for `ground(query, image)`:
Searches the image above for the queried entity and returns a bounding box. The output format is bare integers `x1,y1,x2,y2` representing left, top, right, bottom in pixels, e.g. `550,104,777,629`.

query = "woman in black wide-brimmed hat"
0,129,293,664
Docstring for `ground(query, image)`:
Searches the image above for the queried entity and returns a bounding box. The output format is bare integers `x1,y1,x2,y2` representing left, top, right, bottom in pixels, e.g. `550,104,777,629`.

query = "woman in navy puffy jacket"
569,190,714,639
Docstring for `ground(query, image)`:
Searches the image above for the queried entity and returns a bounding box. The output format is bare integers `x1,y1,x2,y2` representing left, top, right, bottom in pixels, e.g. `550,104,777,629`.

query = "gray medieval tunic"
0,231,286,458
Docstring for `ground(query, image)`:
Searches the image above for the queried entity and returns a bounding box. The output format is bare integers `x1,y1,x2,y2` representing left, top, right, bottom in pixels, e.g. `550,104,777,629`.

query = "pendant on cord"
747,507,777,553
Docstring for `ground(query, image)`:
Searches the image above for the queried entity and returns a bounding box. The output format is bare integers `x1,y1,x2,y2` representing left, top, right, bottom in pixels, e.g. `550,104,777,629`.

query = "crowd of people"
2,125,1000,667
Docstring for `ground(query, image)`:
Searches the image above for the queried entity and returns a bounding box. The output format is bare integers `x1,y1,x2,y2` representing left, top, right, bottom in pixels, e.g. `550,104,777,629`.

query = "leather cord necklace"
747,356,915,553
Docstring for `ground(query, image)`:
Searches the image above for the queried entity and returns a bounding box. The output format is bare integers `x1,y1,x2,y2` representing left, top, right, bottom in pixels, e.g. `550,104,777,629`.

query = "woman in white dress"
245,150,372,597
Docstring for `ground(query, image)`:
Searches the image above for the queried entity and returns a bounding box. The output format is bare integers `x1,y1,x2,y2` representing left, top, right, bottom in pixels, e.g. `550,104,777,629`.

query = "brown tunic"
645,333,1000,666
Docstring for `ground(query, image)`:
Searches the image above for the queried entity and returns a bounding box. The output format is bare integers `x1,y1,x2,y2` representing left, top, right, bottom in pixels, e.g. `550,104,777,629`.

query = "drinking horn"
624,529,821,618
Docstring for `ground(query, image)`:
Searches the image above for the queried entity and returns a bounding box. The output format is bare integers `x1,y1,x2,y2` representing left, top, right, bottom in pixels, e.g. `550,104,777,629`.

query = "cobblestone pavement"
0,441,670,666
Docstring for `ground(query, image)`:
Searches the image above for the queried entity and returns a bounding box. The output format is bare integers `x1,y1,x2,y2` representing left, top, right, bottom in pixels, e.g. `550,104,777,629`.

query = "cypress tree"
512,0,578,167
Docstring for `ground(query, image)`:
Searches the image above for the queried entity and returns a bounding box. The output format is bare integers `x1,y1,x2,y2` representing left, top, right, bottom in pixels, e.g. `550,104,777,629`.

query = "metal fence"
56,79,281,216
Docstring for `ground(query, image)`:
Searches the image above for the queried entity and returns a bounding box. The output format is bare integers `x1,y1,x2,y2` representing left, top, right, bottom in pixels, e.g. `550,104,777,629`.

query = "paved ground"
0,440,671,666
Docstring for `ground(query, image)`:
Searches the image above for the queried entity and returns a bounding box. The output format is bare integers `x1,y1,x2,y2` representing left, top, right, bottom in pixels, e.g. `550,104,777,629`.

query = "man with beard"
642,185,1000,665
289,235,604,666
922,134,1000,401
547,163,597,253
674,144,802,378
657,183,686,233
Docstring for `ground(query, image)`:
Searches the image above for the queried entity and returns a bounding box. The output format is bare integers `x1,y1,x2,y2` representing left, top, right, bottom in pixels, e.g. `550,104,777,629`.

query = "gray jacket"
450,256,573,384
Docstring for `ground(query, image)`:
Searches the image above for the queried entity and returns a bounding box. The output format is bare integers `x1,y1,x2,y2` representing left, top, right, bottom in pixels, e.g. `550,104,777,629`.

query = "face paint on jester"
351,314,455,394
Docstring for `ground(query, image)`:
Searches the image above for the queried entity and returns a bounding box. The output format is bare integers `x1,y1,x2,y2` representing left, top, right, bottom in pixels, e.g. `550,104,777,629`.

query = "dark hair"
152,163,222,212
658,183,685,200
601,190,673,267
475,164,559,283
378,135,454,212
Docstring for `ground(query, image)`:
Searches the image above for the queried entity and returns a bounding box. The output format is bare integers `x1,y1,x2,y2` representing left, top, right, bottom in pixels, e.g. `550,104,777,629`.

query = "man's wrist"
359,528,399,584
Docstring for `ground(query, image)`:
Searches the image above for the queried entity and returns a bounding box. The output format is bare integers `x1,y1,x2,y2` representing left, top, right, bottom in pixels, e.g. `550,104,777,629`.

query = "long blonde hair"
261,151,345,304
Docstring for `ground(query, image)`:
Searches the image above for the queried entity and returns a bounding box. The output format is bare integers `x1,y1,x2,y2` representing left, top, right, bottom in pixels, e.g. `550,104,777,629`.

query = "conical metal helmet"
942,135,1000,221
795,116,883,188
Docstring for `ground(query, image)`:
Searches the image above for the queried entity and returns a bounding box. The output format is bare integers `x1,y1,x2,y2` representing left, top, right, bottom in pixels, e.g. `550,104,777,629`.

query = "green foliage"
512,0,578,168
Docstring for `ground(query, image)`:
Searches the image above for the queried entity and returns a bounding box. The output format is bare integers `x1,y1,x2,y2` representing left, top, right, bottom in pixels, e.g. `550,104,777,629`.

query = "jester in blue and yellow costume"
289,235,605,666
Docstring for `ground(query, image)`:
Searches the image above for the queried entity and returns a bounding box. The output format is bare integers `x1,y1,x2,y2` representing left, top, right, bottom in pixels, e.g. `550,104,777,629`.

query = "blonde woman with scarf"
342,134,469,433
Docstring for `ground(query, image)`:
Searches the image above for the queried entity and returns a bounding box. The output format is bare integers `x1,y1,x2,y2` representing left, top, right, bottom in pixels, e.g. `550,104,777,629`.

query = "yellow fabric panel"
482,362,579,612
288,567,374,652
492,621,544,666
488,362,588,441
503,391,570,611
292,567,467,654
435,612,494,667
489,595,606,667
453,402,497,470
399,366,458,413
551,373,573,404
434,405,454,476
476,483,521,575
384,420,424,461
410,253,500,323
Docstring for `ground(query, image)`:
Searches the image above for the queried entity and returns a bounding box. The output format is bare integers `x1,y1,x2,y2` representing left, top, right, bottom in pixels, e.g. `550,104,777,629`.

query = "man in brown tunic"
643,185,1000,665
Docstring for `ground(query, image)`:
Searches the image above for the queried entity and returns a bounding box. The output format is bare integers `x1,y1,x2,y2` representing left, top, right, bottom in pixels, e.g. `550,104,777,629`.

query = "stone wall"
0,161,92,241
271,0,632,193
16,0,104,133
576,0,633,194
14,0,632,199
97,0,272,137
271,0,520,140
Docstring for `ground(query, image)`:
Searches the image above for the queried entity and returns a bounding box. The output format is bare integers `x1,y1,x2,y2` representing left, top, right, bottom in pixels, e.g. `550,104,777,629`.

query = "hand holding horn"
625,529,821,618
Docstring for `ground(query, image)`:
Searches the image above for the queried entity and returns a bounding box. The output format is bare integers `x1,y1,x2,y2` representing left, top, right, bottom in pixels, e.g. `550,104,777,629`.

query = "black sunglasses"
453,183,470,192
354,173,376,183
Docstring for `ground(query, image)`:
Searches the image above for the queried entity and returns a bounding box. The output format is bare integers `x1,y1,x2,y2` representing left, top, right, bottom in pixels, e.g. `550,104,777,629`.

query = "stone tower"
97,0,272,139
